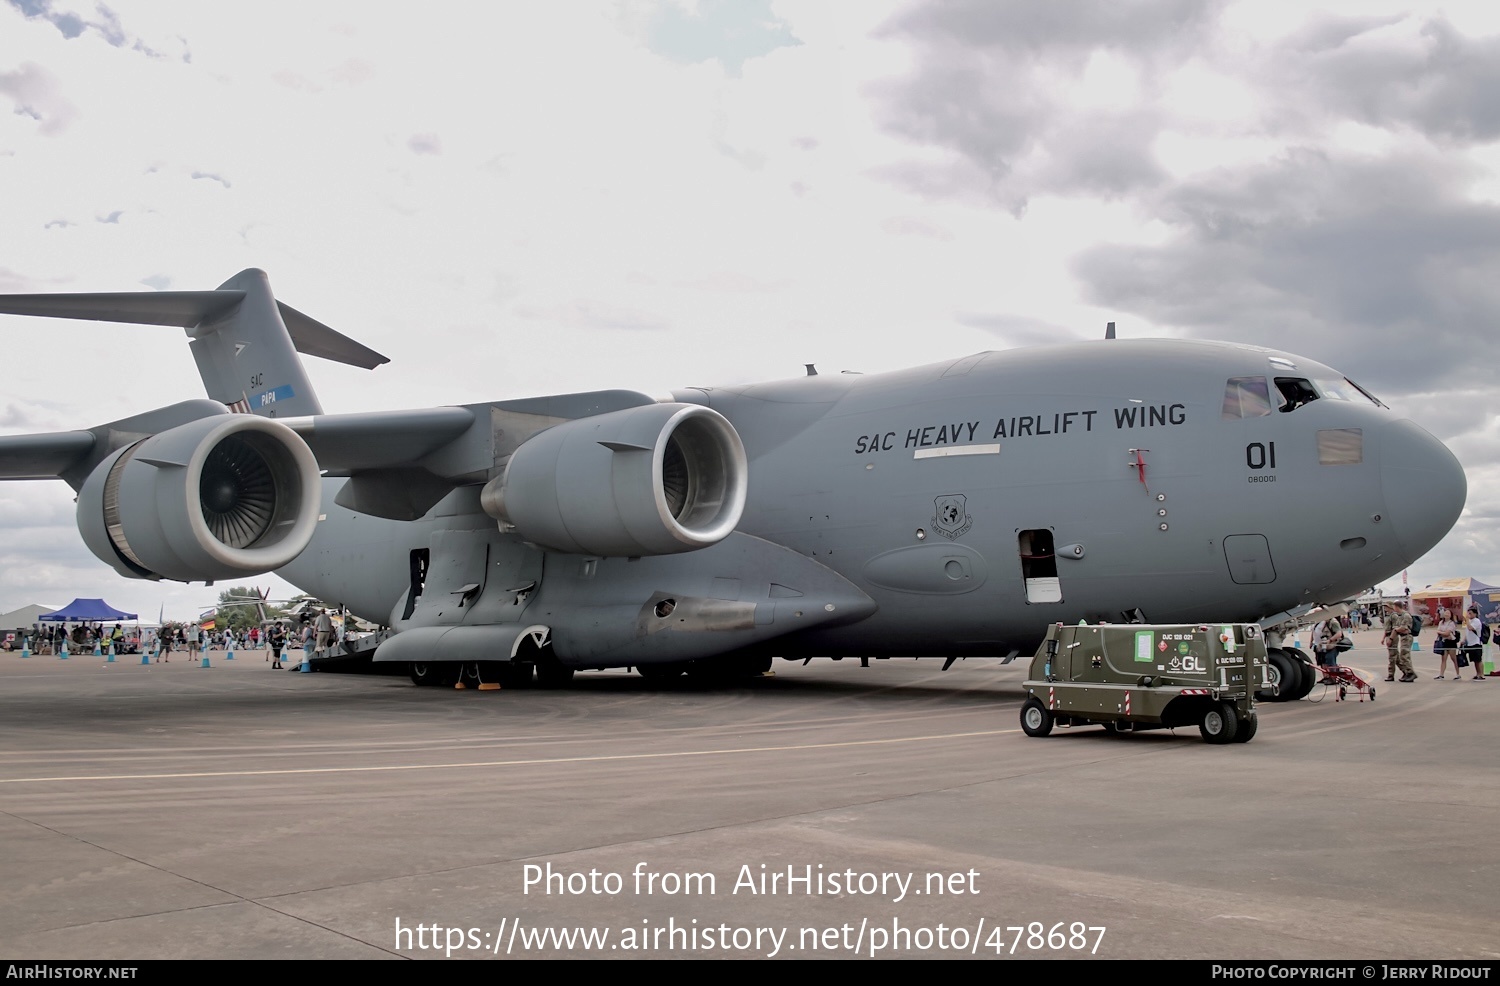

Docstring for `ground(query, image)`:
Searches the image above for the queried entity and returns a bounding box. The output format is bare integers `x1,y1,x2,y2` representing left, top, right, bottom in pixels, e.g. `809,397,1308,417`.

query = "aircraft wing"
0,389,667,522
0,400,232,485
281,407,477,472
0,404,474,505
0,407,474,482
0,431,96,480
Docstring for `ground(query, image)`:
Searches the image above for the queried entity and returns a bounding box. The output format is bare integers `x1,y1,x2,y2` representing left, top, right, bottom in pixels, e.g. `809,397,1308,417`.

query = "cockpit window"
1311,377,1353,401
1222,377,1272,419
1274,377,1319,412
1344,378,1388,409
1318,428,1363,465
1271,375,1385,411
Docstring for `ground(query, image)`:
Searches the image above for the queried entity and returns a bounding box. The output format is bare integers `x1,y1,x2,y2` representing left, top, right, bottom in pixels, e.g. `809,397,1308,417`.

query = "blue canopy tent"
38,598,139,622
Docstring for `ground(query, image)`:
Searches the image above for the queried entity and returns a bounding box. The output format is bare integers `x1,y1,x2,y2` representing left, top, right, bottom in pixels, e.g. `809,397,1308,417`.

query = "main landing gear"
1257,646,1315,703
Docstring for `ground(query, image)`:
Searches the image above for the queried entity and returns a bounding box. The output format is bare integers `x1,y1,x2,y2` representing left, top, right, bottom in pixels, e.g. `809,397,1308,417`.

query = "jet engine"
77,415,322,582
482,403,747,556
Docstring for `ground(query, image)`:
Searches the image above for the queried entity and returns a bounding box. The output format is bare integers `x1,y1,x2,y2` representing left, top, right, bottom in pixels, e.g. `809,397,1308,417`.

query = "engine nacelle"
482,403,747,556
77,415,322,582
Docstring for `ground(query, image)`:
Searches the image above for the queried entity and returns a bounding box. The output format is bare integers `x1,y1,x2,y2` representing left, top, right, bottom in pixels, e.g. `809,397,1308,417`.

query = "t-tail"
0,268,387,417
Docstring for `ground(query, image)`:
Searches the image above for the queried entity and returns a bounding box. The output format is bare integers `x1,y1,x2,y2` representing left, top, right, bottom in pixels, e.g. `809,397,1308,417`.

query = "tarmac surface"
1,632,1496,961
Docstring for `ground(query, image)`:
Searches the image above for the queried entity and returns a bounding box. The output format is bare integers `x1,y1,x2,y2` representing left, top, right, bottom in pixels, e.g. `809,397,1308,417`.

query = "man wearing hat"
1381,601,1417,682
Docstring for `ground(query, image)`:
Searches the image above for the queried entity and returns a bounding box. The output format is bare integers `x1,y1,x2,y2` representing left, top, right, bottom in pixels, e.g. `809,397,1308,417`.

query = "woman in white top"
1463,607,1486,681
1434,609,1462,678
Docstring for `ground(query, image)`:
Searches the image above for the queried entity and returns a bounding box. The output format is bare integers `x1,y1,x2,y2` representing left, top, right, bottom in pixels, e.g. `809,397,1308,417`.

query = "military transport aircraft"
0,270,1467,699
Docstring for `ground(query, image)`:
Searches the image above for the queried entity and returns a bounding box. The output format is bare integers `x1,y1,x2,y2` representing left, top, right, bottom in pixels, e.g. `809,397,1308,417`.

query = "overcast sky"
2,0,1497,621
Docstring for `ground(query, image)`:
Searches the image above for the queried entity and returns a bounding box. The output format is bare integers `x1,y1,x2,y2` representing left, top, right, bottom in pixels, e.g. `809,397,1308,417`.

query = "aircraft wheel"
534,651,574,688
1285,648,1317,700
1368,687,1376,701
685,654,771,679
1199,701,1240,744
496,662,533,688
740,654,773,675
1232,714,1258,743
637,663,685,680
409,662,440,686
1020,699,1054,737
1278,649,1309,700
1264,650,1296,702
1279,655,1307,701
1255,652,1280,701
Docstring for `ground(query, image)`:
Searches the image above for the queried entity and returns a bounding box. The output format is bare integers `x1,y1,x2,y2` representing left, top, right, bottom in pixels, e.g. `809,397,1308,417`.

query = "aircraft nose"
1381,418,1466,563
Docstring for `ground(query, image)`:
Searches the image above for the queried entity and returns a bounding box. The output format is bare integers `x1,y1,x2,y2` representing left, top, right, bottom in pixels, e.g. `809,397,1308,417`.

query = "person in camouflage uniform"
1382,601,1417,682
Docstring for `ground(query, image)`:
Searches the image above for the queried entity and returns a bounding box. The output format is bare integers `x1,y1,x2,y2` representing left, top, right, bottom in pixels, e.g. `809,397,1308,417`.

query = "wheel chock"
454,680,467,689
477,682,502,691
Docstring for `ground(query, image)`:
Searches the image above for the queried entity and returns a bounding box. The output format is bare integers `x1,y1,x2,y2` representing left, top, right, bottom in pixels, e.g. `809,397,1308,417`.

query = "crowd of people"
5,607,348,668
1302,602,1497,684
6,621,138,655
148,609,341,665
1363,600,1495,683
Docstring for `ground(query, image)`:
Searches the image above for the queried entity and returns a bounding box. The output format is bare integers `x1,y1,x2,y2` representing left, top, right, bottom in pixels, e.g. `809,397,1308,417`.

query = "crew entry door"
1019,529,1062,603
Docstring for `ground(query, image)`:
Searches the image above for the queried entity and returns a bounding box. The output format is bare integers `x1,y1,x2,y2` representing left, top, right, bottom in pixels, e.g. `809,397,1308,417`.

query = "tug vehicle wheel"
1199,701,1240,744
1020,699,1054,737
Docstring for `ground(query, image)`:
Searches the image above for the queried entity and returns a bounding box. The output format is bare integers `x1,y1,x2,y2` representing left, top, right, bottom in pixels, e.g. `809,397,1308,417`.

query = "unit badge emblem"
932,494,972,540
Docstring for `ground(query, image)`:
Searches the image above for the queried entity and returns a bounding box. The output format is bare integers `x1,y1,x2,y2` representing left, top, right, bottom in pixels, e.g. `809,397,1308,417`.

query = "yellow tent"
1409,577,1496,600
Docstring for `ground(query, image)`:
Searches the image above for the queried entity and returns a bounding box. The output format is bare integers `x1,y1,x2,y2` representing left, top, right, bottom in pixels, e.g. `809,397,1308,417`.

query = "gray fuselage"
279,339,1464,660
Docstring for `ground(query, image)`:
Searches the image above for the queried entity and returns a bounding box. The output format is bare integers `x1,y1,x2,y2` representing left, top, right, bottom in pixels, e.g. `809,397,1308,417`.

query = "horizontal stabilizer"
275,302,388,370
0,290,240,327
0,287,388,370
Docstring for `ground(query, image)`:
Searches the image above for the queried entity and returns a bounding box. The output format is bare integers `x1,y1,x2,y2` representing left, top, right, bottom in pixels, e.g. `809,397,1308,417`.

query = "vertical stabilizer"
192,269,323,418
0,268,388,417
